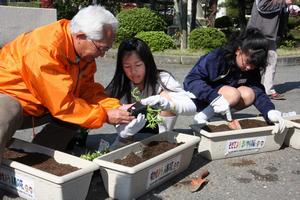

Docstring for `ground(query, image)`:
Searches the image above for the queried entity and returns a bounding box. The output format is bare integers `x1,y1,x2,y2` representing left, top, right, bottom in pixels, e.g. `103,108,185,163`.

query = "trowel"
188,169,210,192
226,110,242,130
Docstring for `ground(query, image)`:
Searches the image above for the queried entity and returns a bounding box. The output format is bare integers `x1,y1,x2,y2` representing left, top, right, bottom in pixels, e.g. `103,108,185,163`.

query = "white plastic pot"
190,116,288,160
0,139,99,200
93,131,200,200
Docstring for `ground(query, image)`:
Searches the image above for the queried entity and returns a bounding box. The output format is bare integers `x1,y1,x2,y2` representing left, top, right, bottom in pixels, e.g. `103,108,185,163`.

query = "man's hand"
210,95,230,115
118,103,134,110
116,113,147,138
267,110,286,134
106,108,135,125
141,95,171,110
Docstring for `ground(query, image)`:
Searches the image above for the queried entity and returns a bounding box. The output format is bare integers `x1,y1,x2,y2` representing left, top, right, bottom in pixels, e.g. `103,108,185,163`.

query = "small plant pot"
127,101,147,117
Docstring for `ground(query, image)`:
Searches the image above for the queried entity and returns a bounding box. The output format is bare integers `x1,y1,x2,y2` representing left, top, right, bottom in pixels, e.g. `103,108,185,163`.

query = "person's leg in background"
263,50,285,99
0,94,23,164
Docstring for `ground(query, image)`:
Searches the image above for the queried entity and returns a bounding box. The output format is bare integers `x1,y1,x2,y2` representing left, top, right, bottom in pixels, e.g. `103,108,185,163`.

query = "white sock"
200,105,215,120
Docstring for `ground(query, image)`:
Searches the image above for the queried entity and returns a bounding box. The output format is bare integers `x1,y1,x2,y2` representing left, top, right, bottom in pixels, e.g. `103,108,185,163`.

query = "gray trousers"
263,50,278,95
0,94,80,164
0,94,23,164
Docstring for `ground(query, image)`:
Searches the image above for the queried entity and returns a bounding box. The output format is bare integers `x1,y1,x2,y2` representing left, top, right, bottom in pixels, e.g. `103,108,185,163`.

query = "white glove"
116,113,147,138
210,95,230,115
168,91,197,115
289,5,300,15
141,95,171,110
267,110,286,134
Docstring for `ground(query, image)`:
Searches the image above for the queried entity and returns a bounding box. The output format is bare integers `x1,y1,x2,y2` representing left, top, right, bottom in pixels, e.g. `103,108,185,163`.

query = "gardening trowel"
226,110,242,130
188,169,210,193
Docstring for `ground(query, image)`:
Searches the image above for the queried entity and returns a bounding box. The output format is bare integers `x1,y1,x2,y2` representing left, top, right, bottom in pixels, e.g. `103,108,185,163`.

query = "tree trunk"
191,0,197,31
237,0,247,31
207,0,218,27
178,0,188,49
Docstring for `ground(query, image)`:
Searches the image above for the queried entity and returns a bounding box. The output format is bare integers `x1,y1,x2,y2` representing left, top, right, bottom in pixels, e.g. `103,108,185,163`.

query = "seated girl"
183,28,286,134
106,38,196,149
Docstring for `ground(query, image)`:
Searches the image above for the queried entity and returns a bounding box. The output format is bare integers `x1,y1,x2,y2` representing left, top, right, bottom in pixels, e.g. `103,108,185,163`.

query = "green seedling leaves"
131,87,164,129
80,149,109,161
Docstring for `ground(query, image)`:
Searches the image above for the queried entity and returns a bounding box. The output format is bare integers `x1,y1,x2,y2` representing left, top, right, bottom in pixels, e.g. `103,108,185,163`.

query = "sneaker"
269,92,286,100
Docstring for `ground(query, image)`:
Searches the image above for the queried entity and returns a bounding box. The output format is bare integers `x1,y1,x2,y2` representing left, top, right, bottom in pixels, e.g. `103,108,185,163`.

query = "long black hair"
222,28,269,72
106,38,165,102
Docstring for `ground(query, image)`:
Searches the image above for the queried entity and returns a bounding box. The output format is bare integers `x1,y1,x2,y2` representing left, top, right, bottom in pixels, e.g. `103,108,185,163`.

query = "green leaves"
188,27,227,51
116,7,167,42
80,150,109,161
131,87,163,129
145,105,163,129
136,31,175,52
131,87,142,102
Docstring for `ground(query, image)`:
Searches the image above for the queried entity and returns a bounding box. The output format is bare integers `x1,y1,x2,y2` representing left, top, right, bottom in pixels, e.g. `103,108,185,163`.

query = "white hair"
70,5,118,40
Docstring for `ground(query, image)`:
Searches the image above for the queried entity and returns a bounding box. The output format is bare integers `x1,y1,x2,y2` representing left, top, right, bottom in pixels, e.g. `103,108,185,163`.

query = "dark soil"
3,148,79,176
292,119,300,123
203,119,270,133
114,141,182,167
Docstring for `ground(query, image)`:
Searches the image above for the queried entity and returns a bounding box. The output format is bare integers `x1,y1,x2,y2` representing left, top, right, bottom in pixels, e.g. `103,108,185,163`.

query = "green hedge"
188,27,227,51
116,7,167,42
136,31,175,52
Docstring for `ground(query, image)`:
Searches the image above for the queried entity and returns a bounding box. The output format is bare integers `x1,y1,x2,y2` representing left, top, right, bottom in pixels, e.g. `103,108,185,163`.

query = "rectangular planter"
284,115,300,149
93,131,200,200
0,139,99,200
190,116,288,160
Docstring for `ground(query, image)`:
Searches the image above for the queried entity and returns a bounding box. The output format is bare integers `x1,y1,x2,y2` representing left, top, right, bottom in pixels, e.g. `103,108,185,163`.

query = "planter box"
284,115,300,149
93,131,200,200
0,139,99,200
190,117,288,160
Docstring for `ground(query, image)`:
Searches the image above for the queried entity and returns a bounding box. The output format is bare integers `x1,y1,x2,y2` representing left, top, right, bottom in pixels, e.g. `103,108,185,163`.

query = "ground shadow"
233,113,261,119
0,191,20,199
274,81,300,94
86,133,117,150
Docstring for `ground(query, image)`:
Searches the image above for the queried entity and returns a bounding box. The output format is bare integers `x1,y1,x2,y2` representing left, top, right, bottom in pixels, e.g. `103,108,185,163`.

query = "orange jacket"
0,19,120,128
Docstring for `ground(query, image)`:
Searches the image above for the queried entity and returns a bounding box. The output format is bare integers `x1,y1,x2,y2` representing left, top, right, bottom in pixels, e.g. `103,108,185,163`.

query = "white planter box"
190,117,288,160
93,131,200,200
284,115,300,149
0,139,99,200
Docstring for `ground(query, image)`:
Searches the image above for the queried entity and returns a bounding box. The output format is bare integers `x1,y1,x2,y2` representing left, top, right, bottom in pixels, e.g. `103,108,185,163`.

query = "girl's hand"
141,95,171,110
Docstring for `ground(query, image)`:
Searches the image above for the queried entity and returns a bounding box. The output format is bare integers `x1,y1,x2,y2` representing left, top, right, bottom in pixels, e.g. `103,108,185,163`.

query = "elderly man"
0,5,134,163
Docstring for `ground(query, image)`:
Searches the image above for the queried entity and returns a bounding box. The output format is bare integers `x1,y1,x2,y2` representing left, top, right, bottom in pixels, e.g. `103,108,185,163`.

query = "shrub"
188,27,227,51
215,16,233,29
279,39,296,49
136,31,175,52
116,7,167,42
288,16,300,29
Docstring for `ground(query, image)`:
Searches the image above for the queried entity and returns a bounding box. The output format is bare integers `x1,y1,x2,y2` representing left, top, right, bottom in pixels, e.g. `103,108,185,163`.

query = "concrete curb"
106,50,300,66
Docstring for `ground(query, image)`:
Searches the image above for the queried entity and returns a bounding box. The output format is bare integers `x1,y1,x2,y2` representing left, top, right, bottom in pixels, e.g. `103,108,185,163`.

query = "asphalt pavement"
1,56,300,200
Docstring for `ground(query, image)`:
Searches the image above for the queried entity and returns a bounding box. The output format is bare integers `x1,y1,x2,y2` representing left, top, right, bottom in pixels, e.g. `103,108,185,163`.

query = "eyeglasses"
91,40,111,53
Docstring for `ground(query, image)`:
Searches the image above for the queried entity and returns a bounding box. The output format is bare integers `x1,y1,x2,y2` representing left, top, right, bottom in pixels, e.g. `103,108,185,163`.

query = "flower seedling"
80,149,109,161
128,87,163,129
